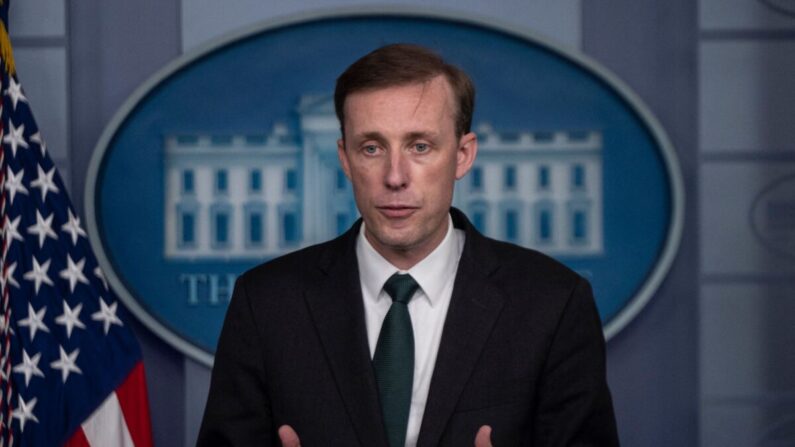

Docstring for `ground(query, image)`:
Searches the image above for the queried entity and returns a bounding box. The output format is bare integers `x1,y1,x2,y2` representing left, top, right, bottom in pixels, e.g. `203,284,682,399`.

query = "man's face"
337,75,477,267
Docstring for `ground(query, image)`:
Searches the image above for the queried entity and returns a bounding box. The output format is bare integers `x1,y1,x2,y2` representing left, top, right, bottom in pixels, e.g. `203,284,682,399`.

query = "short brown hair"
334,43,475,138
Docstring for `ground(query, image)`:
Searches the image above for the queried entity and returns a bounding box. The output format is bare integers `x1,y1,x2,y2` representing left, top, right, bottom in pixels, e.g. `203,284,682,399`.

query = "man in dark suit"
198,44,618,446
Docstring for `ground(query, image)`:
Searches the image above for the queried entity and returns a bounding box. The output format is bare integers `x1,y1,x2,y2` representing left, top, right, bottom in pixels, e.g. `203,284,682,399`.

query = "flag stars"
4,167,28,205
92,297,123,334
12,349,44,386
3,121,29,157
12,395,38,433
2,261,20,289
4,215,24,244
27,210,57,248
62,209,87,245
59,255,89,293
94,266,108,291
4,76,28,110
23,257,54,294
0,309,14,335
30,132,47,157
50,346,82,383
30,164,60,202
55,301,86,338
17,303,49,341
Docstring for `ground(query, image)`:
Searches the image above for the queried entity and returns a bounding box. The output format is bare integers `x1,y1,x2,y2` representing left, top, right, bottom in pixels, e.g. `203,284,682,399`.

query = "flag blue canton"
0,31,143,447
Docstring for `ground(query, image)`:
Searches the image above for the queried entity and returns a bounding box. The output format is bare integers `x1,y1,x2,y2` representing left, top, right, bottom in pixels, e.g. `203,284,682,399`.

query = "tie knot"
383,273,419,304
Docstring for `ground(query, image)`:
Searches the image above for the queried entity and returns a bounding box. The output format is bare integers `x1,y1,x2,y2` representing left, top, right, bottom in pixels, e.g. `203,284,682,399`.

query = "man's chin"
366,227,419,252
376,235,416,251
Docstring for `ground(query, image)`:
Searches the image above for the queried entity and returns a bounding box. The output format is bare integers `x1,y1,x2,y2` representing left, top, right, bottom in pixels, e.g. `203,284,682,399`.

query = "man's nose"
384,149,409,190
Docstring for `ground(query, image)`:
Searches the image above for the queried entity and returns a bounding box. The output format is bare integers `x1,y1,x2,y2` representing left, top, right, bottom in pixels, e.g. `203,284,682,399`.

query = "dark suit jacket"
197,208,619,446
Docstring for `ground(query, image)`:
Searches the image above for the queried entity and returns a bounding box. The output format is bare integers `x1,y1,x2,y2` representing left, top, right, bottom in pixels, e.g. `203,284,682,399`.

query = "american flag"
0,2,152,446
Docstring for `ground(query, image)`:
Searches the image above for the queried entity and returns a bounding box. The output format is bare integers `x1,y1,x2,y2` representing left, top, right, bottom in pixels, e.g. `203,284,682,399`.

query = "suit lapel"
416,211,506,447
303,226,388,447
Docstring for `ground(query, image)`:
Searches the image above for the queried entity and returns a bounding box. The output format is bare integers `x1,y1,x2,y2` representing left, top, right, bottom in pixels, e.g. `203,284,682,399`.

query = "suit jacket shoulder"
426,208,618,446
238,229,350,293
451,209,590,338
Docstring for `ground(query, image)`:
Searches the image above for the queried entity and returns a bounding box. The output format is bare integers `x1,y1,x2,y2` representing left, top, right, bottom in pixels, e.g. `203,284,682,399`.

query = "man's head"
335,44,478,269
335,44,475,139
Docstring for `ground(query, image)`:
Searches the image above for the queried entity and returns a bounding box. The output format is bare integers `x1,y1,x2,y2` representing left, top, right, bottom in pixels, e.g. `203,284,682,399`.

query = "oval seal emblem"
86,10,684,365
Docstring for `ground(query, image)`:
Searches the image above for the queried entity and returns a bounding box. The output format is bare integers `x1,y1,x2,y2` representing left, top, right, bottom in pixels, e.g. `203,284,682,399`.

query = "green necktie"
373,273,419,447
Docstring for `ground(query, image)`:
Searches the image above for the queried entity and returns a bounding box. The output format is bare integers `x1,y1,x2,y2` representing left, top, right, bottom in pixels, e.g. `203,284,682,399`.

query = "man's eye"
414,143,429,153
363,145,378,154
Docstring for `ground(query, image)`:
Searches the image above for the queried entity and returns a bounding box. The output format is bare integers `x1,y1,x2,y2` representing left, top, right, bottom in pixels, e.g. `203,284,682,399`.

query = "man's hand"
278,425,301,447
475,425,493,447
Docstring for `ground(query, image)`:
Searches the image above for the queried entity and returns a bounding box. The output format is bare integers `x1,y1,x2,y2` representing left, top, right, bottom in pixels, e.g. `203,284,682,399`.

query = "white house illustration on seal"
163,95,603,260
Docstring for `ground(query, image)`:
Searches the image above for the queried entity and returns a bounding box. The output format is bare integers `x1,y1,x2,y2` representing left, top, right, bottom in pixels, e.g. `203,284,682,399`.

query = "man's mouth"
376,205,418,219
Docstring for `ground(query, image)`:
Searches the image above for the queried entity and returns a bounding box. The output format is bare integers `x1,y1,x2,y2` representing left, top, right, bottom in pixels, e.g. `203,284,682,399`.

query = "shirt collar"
356,214,460,307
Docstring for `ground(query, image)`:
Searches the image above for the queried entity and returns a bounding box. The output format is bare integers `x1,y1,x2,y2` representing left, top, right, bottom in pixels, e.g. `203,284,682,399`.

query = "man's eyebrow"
404,131,440,141
354,131,386,142
353,131,440,142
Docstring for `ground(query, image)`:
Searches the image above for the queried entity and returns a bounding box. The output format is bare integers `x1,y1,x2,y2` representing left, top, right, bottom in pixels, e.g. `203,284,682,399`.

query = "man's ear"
455,131,478,180
337,138,351,179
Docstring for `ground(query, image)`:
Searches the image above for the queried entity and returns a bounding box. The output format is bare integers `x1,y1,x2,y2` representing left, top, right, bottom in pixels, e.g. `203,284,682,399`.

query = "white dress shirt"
356,214,465,447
